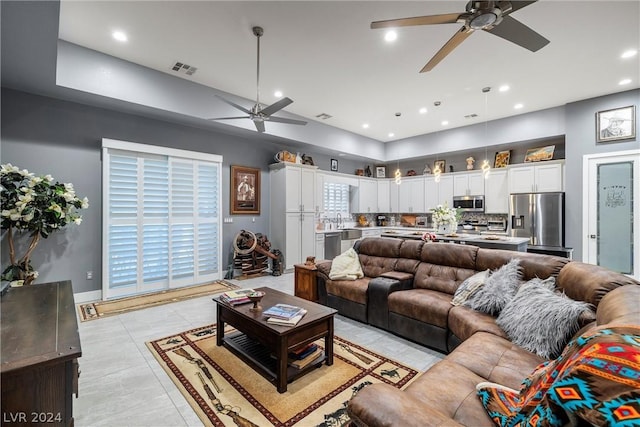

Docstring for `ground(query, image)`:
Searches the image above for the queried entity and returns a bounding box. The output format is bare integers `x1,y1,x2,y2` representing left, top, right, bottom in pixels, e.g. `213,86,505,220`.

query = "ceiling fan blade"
215,95,252,115
505,0,538,14
420,26,473,72
260,97,293,117
371,13,462,29
484,15,549,52
208,116,251,121
254,120,266,133
266,116,308,125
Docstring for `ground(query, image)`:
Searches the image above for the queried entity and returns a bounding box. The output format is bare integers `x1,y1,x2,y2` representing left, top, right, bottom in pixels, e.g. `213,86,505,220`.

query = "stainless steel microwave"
452,195,484,212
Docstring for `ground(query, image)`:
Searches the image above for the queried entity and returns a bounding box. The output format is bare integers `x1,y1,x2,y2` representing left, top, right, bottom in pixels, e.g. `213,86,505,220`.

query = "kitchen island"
380,229,529,252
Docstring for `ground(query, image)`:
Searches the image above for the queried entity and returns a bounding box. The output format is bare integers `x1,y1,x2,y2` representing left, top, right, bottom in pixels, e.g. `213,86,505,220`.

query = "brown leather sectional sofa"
315,237,640,426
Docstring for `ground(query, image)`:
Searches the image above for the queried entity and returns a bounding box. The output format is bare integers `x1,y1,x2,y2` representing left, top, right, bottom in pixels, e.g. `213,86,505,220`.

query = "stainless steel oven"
452,195,484,212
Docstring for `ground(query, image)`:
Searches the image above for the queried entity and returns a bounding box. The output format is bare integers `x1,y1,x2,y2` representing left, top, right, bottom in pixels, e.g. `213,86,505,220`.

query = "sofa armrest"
379,271,414,283
316,260,332,305
367,276,409,330
348,383,463,427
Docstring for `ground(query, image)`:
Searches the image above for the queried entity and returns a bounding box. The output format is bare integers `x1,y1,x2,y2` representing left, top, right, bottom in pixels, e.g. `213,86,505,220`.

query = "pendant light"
481,87,491,179
394,113,402,185
433,100,442,183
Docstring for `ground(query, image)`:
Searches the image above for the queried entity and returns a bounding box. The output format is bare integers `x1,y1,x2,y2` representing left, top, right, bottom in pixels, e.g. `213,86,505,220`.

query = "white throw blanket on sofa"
329,248,364,280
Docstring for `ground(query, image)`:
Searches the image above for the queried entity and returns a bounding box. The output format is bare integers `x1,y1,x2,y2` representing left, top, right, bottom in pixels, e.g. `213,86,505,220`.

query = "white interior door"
584,150,640,279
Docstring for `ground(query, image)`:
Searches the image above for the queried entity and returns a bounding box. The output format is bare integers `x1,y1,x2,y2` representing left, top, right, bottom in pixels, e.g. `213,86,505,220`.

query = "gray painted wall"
1,88,277,294
564,89,640,261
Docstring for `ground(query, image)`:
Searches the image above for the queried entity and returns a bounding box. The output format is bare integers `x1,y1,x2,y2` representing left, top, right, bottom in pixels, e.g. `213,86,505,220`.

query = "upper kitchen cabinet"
377,180,390,213
353,177,378,213
398,176,425,213
272,163,317,212
453,171,485,196
508,161,564,194
425,175,453,211
484,169,509,213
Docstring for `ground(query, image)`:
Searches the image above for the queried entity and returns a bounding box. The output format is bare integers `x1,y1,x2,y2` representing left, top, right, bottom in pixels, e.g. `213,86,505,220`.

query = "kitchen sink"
341,229,362,240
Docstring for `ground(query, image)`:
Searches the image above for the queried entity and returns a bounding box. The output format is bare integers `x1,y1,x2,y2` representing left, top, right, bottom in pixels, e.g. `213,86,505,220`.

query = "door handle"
590,234,597,239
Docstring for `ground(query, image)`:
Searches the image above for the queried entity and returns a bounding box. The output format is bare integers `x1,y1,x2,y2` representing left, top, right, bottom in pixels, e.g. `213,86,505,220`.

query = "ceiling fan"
209,26,307,133
371,1,550,72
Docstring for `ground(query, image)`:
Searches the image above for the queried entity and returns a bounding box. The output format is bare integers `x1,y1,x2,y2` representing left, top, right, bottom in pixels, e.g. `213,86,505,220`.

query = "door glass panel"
597,162,633,274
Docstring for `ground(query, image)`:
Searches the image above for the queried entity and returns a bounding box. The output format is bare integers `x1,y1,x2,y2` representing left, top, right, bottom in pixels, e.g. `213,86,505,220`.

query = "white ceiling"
58,1,639,143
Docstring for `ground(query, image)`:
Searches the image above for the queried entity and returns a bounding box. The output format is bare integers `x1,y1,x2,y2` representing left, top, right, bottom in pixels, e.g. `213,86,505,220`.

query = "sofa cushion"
464,258,522,315
558,261,640,307
476,248,569,281
497,278,595,358
477,325,640,427
325,277,370,304
448,306,508,343
388,289,452,328
452,269,490,306
413,262,478,294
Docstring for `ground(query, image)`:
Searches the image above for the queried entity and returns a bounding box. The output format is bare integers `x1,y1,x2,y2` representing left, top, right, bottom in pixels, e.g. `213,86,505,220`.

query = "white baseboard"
74,289,102,303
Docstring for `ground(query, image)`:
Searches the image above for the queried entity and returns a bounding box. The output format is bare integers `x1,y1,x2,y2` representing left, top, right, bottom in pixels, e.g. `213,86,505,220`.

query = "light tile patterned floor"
74,273,444,426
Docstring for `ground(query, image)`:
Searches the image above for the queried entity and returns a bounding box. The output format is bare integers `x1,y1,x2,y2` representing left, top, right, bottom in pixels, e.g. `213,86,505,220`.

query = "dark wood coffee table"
214,286,337,393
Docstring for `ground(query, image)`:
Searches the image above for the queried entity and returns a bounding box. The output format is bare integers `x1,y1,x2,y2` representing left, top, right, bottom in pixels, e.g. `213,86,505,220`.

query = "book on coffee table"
263,303,303,320
266,309,307,326
219,289,256,305
289,348,324,369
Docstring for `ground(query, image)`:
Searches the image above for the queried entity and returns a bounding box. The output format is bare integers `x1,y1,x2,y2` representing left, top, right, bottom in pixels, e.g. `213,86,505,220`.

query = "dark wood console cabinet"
1,281,81,426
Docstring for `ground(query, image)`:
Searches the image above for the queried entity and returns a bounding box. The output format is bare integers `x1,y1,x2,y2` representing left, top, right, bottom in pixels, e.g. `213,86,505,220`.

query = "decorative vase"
437,222,457,235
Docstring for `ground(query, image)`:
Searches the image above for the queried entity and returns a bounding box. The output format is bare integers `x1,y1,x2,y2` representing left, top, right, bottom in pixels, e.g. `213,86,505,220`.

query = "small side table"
294,263,318,302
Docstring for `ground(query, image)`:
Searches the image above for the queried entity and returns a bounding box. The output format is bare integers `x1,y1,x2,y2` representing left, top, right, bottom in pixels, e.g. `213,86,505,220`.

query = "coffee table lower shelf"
222,332,325,388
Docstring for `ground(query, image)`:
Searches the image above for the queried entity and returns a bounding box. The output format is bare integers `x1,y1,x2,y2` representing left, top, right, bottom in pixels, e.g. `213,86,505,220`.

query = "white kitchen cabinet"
354,177,378,213
508,161,563,193
315,233,325,260
315,172,326,213
453,171,485,196
270,163,318,270
389,180,399,213
484,169,509,213
425,175,454,211
377,180,390,212
398,176,424,213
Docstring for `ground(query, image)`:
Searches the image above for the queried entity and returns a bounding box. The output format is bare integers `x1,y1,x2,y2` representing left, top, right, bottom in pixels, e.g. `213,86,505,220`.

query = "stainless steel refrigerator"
510,192,565,248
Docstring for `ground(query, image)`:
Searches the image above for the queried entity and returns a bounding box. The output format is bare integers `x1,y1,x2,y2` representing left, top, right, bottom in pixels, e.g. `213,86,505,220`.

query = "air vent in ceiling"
464,113,478,119
315,113,332,120
171,61,197,76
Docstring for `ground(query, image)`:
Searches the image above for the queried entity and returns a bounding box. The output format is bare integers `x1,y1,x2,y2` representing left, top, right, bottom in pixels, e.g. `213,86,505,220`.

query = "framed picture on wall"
596,105,636,143
231,165,260,214
375,166,386,178
494,150,510,168
330,159,338,171
434,160,446,173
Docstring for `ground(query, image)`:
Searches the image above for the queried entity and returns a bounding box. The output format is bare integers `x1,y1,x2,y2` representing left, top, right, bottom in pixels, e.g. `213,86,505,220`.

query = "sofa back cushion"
356,238,403,278
476,249,568,281
595,284,640,326
557,261,640,307
412,243,479,294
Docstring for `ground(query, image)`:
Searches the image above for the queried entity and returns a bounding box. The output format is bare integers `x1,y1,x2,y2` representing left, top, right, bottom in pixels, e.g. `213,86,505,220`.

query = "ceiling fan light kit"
371,0,550,72
208,26,307,133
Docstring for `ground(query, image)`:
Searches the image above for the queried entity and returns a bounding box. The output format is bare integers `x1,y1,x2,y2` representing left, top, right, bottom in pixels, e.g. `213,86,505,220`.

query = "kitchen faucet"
336,213,342,229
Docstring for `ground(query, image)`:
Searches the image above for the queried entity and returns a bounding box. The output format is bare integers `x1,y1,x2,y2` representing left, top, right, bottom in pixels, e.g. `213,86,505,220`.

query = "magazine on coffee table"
263,303,303,320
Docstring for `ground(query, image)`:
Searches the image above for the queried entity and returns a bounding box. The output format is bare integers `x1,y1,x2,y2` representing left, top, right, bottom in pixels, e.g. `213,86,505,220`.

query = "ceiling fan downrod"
253,26,263,108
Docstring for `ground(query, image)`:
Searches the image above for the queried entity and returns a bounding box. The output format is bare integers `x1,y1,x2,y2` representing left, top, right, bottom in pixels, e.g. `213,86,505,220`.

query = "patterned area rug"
77,280,239,321
146,323,421,426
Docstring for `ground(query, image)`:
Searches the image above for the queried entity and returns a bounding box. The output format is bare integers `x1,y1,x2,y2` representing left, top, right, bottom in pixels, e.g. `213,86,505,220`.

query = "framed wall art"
375,166,386,178
596,105,636,143
434,160,446,173
231,165,260,214
330,159,338,171
494,150,510,168
524,145,555,163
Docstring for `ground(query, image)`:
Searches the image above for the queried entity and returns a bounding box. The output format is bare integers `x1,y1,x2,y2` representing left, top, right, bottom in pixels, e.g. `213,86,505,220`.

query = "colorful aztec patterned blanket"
477,325,640,427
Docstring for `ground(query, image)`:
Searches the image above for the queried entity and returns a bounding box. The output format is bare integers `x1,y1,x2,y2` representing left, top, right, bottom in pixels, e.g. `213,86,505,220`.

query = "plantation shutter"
103,139,222,300
323,182,350,217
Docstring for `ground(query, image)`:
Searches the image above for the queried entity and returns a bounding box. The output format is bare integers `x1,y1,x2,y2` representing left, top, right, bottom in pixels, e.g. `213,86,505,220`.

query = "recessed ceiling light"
441,120,449,126
621,49,637,59
388,132,395,138
362,123,369,129
514,103,523,109
112,30,128,42
384,31,397,42
499,85,510,92
274,90,283,98
619,78,632,85
419,107,428,114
